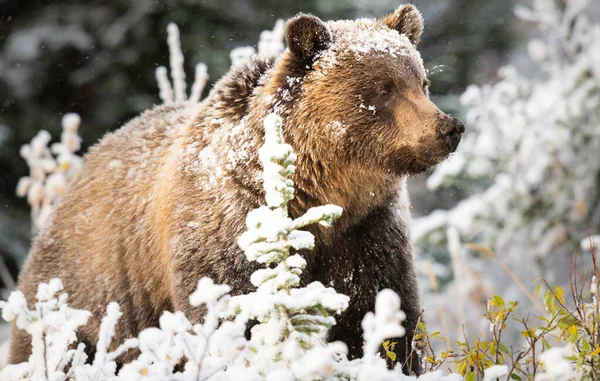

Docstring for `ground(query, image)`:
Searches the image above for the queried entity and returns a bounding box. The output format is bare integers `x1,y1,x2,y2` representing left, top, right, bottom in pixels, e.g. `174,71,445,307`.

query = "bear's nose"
440,118,465,136
454,120,465,134
440,118,464,153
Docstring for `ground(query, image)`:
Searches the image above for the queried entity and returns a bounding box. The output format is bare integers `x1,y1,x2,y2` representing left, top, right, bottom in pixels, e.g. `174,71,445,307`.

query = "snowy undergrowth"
0,113,462,380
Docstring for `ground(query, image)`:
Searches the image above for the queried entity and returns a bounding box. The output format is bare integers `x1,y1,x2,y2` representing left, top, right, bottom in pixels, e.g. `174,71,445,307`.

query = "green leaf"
511,374,522,380
582,339,591,353
387,351,397,361
559,315,580,327
542,338,551,349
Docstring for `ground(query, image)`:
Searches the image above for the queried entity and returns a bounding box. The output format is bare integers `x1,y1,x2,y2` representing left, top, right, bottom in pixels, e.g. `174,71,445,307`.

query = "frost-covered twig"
16,113,83,232
189,63,208,104
167,23,186,102
362,290,406,366
156,19,284,103
230,19,285,67
155,23,209,104
257,19,285,57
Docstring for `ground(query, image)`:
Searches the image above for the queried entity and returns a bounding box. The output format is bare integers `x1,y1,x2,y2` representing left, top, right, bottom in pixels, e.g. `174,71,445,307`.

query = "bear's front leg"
310,197,422,375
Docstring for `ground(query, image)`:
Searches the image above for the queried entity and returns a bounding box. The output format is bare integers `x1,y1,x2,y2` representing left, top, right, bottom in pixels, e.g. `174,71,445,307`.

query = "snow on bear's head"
273,5,465,176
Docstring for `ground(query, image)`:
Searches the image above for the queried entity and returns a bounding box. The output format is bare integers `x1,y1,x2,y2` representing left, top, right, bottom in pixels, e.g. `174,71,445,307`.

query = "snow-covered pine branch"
233,113,348,377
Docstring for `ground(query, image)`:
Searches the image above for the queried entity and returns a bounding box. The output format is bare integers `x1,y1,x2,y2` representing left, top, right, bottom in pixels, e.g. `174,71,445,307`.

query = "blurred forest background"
1,0,599,351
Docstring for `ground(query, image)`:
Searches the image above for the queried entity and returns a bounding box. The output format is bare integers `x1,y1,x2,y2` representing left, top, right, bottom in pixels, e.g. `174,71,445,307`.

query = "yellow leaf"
555,286,565,305
387,351,397,361
568,325,578,340
590,347,600,357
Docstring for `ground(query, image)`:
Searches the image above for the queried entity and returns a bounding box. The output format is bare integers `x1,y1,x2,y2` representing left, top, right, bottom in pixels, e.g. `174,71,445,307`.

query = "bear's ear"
381,4,424,45
285,13,332,64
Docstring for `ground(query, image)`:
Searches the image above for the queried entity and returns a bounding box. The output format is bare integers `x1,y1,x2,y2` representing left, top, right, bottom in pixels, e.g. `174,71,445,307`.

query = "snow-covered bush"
419,0,600,263
414,0,600,341
0,112,464,380
15,113,83,232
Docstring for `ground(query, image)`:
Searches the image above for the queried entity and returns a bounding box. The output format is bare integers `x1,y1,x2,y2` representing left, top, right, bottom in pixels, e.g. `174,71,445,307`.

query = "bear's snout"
439,117,464,153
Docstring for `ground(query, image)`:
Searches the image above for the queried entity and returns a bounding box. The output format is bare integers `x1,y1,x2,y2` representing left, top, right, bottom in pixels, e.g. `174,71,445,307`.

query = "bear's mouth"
385,146,445,175
418,140,456,167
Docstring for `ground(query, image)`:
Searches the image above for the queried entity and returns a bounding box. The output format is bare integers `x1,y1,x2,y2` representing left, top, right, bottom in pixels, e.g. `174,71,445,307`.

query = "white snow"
483,365,508,381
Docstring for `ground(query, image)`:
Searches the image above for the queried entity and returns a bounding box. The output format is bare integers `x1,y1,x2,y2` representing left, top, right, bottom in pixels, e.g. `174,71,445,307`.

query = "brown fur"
10,4,463,375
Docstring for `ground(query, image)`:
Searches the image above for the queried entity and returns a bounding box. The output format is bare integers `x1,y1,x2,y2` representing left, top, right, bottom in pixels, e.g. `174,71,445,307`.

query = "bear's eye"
378,83,393,97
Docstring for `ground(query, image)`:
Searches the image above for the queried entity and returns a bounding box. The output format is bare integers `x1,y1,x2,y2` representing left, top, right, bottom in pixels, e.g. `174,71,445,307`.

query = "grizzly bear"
10,4,464,375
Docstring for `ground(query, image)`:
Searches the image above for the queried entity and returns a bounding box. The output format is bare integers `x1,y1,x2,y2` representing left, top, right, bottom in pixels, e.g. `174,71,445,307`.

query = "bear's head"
267,4,464,177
